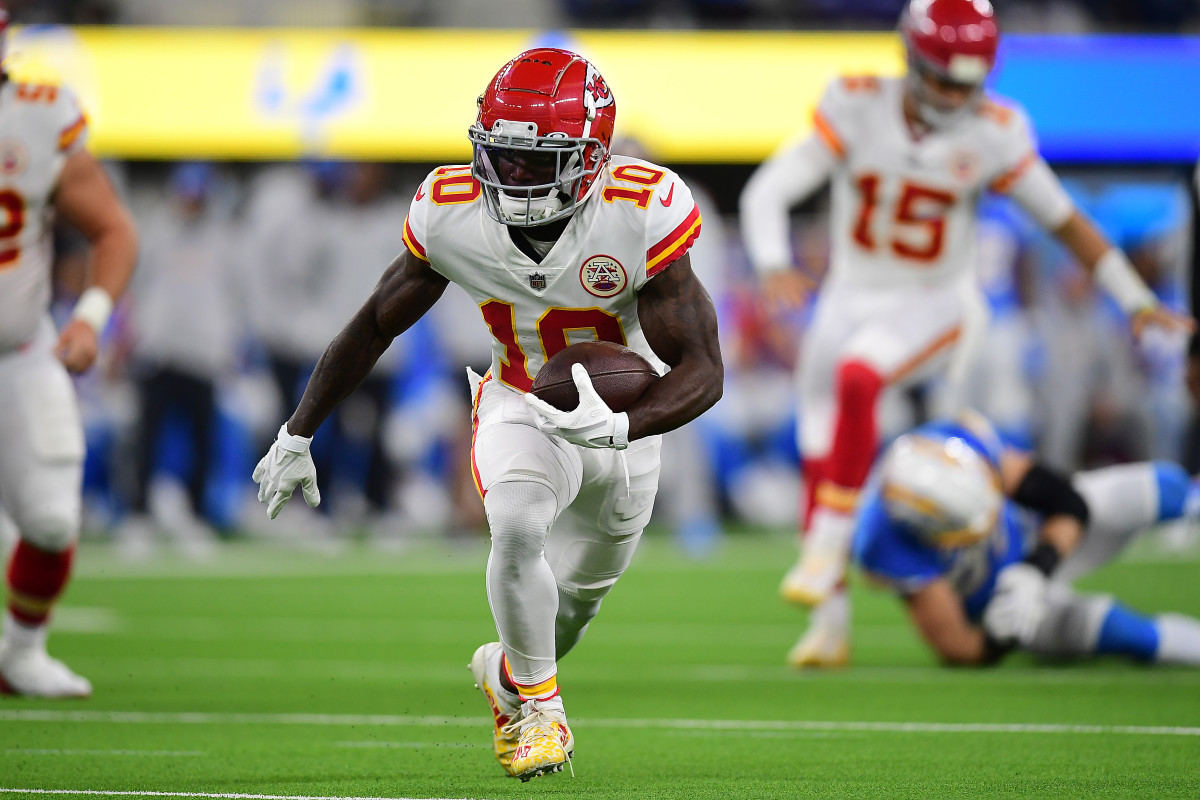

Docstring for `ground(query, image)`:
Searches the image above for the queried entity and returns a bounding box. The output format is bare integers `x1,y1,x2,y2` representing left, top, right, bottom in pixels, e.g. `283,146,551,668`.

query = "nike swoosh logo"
659,183,674,207
415,185,426,201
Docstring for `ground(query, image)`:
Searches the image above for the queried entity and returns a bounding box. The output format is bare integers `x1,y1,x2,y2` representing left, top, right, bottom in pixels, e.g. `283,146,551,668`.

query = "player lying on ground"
252,47,722,781
739,0,1194,669
852,411,1200,666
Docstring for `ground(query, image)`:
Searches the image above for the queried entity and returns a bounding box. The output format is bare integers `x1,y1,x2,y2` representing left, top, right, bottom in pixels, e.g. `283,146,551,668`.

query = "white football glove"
525,363,630,450
982,562,1049,648
252,423,321,519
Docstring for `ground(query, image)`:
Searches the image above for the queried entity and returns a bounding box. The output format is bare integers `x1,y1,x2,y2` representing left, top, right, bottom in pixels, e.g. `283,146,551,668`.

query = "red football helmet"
469,48,616,227
900,0,998,127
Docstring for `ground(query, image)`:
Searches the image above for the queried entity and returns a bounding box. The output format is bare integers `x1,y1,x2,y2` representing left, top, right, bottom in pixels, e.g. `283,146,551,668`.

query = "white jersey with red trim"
814,75,1037,289
402,155,702,394
0,79,88,351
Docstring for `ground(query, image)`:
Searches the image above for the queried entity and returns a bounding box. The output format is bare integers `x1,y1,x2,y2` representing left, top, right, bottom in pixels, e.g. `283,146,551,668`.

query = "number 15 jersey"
814,76,1068,290
401,155,702,393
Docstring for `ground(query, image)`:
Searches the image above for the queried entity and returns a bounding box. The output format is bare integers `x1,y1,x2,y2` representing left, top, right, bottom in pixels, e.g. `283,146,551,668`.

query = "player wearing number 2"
0,2,138,696
253,48,722,780
739,0,1193,668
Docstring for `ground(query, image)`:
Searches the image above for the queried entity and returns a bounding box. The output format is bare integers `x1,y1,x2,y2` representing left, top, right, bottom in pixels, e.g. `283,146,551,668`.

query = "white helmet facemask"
469,119,605,228
906,57,987,130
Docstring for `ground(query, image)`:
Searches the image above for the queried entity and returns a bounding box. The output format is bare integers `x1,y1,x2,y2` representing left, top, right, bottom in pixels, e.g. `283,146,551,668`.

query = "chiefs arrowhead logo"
584,64,615,111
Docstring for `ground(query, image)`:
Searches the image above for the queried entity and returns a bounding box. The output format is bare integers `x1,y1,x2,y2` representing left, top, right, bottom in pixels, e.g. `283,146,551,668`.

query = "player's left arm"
629,251,723,440
1051,210,1193,338
1001,143,1193,338
904,579,993,666
999,448,1087,572
53,150,139,373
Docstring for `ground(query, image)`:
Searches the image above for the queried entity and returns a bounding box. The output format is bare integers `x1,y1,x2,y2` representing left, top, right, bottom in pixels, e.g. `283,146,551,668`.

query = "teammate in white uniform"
253,48,722,781
0,4,138,697
739,0,1193,668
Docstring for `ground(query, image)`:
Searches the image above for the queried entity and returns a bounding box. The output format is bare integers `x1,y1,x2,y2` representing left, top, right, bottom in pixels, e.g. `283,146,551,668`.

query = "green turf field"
3,528,1200,799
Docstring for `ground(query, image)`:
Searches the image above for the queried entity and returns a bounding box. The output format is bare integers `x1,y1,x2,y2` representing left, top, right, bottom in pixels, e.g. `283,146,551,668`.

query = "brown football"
531,341,658,413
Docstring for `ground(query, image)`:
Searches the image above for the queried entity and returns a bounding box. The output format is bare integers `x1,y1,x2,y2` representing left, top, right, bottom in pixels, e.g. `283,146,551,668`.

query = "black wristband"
1011,463,1091,527
1023,541,1062,577
982,633,1016,665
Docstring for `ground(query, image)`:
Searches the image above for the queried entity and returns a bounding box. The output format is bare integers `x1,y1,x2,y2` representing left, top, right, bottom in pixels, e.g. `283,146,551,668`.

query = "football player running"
253,48,722,781
739,0,1193,667
855,411,1200,668
0,4,138,696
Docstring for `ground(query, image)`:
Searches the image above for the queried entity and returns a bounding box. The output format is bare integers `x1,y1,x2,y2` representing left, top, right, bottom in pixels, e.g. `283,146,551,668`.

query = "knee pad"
484,481,558,565
18,508,80,553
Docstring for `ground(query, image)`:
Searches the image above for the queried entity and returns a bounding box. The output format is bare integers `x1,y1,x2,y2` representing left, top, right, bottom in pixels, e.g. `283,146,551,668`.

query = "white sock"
811,590,850,634
805,506,855,556
1,611,47,652
1155,614,1200,665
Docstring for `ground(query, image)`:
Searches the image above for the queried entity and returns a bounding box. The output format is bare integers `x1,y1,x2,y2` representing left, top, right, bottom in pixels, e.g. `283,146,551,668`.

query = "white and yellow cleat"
468,642,522,776
0,642,92,698
505,696,574,782
779,510,854,607
786,592,851,669
786,624,850,668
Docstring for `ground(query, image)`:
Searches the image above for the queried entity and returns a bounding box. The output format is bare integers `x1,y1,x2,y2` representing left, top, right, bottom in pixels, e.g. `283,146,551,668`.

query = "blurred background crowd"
9,0,1200,558
11,0,1200,30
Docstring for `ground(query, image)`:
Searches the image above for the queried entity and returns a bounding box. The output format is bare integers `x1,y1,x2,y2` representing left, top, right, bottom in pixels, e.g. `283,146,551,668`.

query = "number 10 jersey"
401,155,702,393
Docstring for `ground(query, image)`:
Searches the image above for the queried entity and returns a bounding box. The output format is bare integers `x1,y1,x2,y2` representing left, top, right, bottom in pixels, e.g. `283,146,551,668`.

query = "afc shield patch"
579,255,627,298
529,272,547,291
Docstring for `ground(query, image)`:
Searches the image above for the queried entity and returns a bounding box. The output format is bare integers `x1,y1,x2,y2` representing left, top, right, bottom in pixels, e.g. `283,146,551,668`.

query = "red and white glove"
525,363,630,450
252,424,322,519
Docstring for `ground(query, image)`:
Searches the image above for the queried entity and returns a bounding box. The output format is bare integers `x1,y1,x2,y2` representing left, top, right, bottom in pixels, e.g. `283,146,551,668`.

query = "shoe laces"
501,700,574,777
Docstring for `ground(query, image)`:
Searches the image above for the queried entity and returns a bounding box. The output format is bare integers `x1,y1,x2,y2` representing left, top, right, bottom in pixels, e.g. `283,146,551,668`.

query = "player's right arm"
739,81,847,310
904,579,991,665
254,247,447,519
287,248,449,437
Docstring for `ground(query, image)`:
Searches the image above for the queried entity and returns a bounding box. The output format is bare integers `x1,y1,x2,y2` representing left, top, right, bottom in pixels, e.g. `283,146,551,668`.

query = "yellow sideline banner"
8,27,903,162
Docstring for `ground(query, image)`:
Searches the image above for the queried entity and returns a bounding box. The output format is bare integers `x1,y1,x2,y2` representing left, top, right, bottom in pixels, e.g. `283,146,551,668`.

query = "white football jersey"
0,79,88,351
402,155,702,394
815,76,1038,289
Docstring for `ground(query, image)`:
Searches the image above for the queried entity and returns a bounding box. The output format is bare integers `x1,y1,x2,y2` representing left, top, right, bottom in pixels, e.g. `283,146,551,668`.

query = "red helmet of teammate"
469,48,616,227
900,0,998,127
901,0,998,84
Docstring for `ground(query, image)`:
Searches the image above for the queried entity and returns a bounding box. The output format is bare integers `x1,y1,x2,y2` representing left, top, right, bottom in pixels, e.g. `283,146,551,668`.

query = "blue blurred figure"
850,411,1200,667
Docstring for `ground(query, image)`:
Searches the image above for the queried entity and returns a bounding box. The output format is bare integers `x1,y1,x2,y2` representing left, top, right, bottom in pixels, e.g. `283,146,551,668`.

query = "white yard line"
0,791,479,800
1,751,202,757
1,709,1197,737
333,742,478,749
